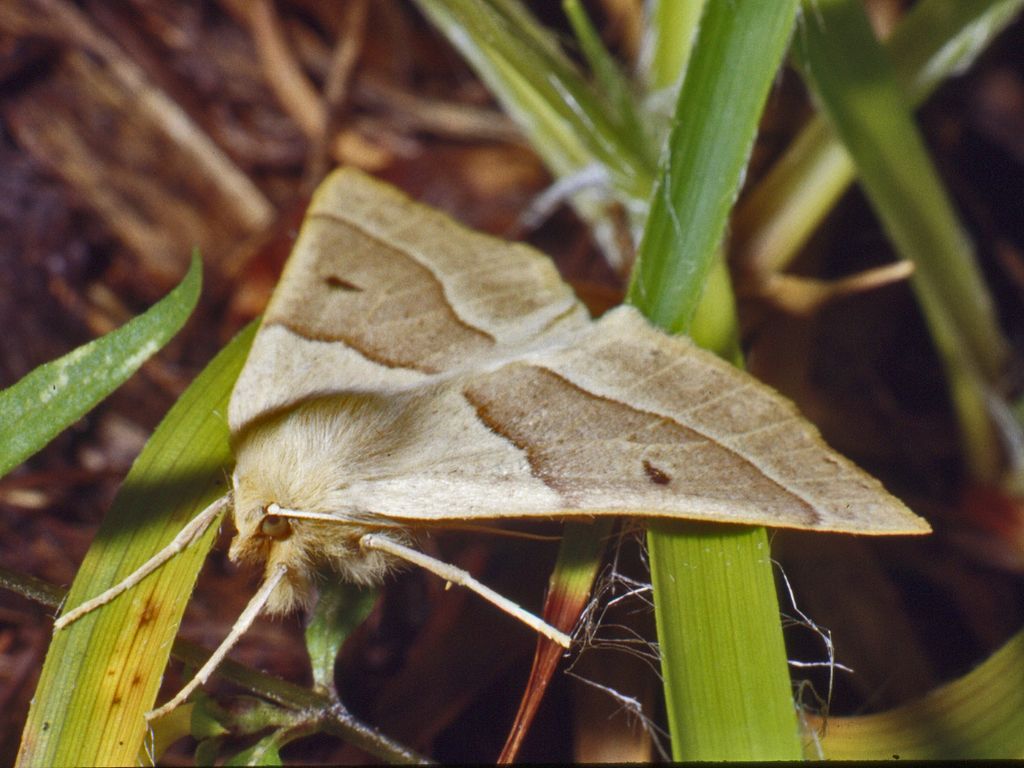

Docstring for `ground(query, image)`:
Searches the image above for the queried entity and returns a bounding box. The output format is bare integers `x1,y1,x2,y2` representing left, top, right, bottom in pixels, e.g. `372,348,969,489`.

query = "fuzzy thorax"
229,394,418,614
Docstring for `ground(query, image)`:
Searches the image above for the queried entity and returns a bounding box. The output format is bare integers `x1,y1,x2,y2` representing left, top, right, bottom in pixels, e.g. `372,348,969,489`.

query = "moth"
56,168,930,719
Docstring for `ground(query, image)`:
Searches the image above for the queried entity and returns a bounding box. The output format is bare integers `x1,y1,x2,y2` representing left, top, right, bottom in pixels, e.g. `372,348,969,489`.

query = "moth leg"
53,493,230,631
359,533,572,649
146,562,288,721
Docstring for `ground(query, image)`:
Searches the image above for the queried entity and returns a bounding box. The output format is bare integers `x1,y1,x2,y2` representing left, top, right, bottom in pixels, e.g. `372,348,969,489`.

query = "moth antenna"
266,504,404,529
359,533,572,649
146,562,288,722
414,522,563,542
269,505,558,539
54,494,231,631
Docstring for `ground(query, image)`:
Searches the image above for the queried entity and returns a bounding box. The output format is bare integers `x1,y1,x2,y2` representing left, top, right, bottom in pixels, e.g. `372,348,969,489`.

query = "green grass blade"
17,322,257,767
0,253,201,478
628,3,796,337
628,1,803,759
646,523,796,759
814,628,1024,759
890,0,1024,103
562,0,648,152
414,0,655,201
793,0,1011,481
644,0,705,91
736,0,1023,280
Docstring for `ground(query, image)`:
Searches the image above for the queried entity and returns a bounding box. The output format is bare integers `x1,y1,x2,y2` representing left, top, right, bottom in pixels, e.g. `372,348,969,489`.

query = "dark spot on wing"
642,460,671,485
324,274,363,292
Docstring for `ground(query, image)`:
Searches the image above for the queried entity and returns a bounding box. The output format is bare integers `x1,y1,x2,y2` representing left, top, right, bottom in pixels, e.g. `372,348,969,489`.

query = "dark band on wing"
264,211,495,373
463,363,820,525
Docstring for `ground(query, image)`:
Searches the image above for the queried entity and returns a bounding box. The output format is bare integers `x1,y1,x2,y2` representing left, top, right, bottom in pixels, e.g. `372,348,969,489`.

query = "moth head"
229,468,404,614
227,498,316,614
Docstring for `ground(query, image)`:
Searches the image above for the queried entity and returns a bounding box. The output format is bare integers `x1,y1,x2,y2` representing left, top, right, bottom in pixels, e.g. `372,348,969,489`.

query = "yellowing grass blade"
814,629,1024,759
17,322,256,766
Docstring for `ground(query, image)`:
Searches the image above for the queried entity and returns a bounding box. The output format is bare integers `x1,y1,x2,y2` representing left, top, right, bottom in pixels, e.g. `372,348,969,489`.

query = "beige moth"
56,167,930,718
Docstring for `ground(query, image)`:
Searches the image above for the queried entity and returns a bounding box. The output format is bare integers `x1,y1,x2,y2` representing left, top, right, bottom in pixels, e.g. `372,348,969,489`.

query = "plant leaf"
304,580,378,696
414,0,656,205
644,0,705,91
735,0,1024,278
16,321,257,767
0,252,201,478
225,733,284,767
814,628,1024,758
793,0,1012,482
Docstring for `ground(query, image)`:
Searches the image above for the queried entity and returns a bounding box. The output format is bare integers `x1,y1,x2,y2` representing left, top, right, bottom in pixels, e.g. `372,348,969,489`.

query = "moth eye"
260,514,292,541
